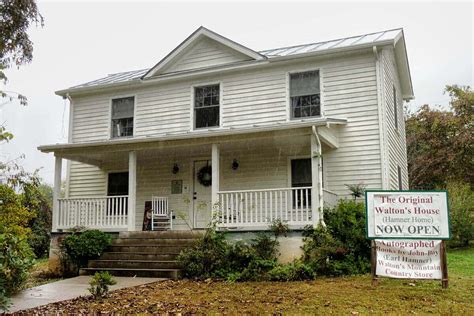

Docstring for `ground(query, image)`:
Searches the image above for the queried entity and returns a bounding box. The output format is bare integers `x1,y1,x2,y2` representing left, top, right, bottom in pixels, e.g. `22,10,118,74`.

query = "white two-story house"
39,27,413,235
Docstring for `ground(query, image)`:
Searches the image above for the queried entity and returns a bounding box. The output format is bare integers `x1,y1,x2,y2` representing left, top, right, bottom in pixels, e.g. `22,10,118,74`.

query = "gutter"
312,125,325,226
38,117,347,153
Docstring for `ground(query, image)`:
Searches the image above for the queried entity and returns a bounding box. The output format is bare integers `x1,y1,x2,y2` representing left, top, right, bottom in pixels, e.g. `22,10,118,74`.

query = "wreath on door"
197,165,212,187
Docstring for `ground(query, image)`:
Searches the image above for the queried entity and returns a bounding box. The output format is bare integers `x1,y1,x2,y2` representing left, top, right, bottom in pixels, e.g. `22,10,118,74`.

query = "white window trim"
190,81,223,131
286,155,311,188
286,67,324,122
109,94,137,139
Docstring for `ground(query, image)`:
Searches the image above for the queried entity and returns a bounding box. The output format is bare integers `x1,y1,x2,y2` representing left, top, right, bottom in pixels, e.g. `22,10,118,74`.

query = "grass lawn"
24,247,474,314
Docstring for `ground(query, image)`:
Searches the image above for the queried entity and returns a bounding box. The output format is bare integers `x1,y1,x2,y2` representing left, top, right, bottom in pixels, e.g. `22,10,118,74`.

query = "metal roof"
259,28,401,57
68,28,402,90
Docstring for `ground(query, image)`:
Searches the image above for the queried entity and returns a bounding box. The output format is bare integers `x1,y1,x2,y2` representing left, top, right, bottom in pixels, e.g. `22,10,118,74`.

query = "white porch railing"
217,187,313,229
57,196,128,230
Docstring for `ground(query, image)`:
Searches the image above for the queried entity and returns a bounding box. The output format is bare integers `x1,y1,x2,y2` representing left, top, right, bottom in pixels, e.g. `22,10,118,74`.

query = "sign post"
365,190,450,289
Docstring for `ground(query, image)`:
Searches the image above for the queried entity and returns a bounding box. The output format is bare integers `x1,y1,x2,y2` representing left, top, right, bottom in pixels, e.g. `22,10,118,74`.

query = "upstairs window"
194,84,220,129
393,85,398,130
290,70,321,119
111,97,134,138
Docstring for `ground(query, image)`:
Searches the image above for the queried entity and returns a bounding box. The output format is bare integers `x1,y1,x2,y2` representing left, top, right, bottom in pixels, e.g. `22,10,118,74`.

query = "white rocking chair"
151,196,173,231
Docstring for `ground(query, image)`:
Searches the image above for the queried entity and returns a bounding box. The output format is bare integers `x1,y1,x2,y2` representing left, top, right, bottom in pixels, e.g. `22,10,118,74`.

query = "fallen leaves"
14,276,474,315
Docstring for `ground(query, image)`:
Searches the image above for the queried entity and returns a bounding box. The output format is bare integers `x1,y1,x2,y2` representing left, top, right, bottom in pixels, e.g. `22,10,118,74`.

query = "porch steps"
80,231,201,279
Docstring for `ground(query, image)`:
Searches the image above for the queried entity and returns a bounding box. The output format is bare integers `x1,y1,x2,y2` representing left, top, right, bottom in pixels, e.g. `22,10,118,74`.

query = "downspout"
64,93,73,198
312,125,325,226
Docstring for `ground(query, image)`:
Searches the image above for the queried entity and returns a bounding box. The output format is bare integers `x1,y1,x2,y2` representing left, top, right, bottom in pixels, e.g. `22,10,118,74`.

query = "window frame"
393,85,398,131
191,82,222,130
288,157,313,208
109,95,136,139
106,171,129,197
397,165,403,190
286,68,323,121
106,170,129,216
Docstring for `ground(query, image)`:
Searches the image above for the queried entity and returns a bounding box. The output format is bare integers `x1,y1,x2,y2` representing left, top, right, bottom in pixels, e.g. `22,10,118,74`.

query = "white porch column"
211,143,220,221
311,127,323,226
128,151,137,231
52,155,62,232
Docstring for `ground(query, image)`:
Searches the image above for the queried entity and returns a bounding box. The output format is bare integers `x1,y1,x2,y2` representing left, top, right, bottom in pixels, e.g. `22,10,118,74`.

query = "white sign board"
366,191,450,239
376,240,441,279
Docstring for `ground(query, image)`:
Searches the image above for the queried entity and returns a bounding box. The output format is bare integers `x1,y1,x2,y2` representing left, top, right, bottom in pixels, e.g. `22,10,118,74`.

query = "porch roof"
38,117,346,165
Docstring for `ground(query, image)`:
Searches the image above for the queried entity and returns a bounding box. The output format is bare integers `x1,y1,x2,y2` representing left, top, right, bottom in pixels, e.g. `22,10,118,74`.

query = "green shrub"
447,181,474,247
270,218,290,238
88,271,116,299
26,184,52,258
302,200,370,276
0,233,35,295
251,233,278,261
325,199,370,264
178,228,281,281
0,184,35,296
177,229,231,279
60,230,112,274
268,261,316,281
0,277,9,312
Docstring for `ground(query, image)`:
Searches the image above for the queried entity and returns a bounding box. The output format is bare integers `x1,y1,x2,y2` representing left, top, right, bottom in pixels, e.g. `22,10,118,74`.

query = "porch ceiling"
38,119,345,167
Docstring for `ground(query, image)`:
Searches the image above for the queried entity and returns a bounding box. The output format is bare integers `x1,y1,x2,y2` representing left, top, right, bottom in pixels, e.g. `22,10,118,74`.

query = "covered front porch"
43,124,342,232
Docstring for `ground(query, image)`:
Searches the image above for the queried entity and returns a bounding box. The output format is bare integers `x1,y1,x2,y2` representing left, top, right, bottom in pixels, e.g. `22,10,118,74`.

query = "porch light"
232,159,239,170
172,163,180,174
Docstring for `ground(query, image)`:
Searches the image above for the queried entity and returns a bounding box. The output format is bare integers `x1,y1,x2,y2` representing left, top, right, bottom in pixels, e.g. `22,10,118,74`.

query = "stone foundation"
48,233,68,274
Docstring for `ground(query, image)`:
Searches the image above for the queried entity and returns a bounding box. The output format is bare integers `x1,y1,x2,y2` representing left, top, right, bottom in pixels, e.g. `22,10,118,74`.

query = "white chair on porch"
151,196,173,231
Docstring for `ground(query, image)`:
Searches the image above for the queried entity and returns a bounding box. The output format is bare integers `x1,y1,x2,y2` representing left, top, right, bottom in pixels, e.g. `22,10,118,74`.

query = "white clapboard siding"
72,94,111,143
323,54,382,195
162,37,252,74
381,48,409,190
68,161,107,197
67,51,384,201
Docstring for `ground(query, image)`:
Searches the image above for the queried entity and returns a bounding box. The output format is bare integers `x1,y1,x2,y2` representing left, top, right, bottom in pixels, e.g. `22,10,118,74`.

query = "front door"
193,160,212,229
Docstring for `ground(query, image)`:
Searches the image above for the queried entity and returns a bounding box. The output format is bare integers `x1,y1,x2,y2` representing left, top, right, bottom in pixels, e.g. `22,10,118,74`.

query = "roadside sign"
375,240,441,279
366,190,450,289
365,191,450,240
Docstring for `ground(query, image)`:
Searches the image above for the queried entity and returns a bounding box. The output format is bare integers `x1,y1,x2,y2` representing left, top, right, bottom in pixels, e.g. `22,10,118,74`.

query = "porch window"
290,70,320,119
107,172,129,215
291,158,312,207
194,84,220,129
111,96,134,138
107,172,129,196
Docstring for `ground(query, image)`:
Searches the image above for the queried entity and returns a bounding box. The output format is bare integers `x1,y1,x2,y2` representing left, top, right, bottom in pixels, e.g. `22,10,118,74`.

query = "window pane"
112,117,133,137
290,71,320,97
291,159,312,208
291,159,312,187
195,106,219,128
112,97,134,119
107,172,129,196
291,94,320,118
195,85,219,108
195,84,220,128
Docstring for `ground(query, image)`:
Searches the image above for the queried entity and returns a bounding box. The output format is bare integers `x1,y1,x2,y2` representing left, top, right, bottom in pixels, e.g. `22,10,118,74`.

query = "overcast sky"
1,0,472,185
